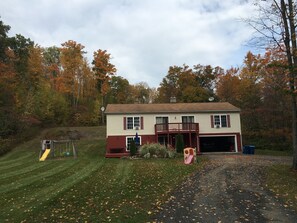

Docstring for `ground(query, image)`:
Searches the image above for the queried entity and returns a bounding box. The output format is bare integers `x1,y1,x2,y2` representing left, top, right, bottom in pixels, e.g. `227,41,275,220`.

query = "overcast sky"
0,0,258,87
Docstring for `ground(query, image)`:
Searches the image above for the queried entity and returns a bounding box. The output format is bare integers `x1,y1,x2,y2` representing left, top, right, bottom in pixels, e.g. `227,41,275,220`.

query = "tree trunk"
292,94,297,169
287,0,297,169
280,0,297,169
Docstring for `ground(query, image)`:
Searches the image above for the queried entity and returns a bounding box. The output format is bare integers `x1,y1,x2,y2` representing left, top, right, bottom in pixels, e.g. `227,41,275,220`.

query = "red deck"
155,123,199,134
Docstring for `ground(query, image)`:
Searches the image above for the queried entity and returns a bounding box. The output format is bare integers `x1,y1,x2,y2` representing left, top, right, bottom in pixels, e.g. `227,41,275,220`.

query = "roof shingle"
105,102,240,114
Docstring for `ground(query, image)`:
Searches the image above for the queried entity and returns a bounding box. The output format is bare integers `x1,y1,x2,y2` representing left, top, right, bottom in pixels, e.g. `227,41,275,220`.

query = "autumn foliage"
0,19,294,155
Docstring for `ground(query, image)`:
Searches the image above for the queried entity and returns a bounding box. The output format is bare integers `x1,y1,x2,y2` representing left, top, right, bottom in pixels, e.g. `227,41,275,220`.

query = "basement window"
126,136,141,151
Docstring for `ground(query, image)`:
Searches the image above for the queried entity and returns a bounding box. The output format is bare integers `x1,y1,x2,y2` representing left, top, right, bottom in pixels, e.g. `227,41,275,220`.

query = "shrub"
139,143,150,157
143,153,151,159
175,134,184,153
148,143,158,155
139,143,176,158
130,140,137,156
167,146,176,158
155,145,168,158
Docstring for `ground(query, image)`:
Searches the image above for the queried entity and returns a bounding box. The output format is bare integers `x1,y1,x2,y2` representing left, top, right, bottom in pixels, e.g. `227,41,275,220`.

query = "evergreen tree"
130,140,137,156
175,134,184,153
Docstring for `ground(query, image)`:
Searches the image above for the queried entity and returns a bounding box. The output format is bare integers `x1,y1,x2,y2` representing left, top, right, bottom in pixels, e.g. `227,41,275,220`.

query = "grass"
255,149,292,156
251,148,297,210
266,165,297,211
0,126,205,222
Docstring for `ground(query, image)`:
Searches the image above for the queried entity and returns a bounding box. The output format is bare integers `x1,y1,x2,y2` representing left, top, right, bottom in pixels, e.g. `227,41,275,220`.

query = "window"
221,115,227,127
156,117,168,131
156,117,168,124
182,116,194,130
126,117,140,130
212,115,230,128
126,136,141,151
182,116,194,123
158,136,168,146
214,115,221,127
134,117,140,128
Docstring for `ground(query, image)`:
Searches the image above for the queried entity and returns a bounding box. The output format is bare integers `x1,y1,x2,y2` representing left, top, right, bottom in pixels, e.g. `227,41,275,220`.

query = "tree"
43,46,61,90
216,67,241,105
92,49,116,124
0,20,11,62
10,34,34,82
239,52,264,111
0,20,19,139
148,87,158,103
92,49,117,124
7,34,35,118
247,0,297,169
156,65,180,102
175,134,184,153
21,44,47,117
27,45,44,90
92,49,117,97
193,64,223,94
60,40,86,107
157,64,219,103
261,46,292,149
106,76,134,104
132,82,151,103
0,20,15,107
129,140,137,156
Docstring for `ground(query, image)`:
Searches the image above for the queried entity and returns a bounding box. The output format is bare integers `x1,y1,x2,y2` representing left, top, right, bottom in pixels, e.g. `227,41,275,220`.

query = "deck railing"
155,123,199,134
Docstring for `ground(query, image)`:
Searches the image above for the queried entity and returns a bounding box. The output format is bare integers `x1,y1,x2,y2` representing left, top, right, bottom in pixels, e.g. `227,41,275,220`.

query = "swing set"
39,140,77,161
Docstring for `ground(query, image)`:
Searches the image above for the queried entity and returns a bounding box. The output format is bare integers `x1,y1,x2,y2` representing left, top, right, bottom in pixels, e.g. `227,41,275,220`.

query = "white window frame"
126,116,140,130
126,136,142,151
213,114,228,128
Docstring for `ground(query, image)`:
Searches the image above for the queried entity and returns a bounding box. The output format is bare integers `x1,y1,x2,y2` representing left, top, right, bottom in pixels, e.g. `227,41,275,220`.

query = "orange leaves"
27,45,44,88
92,49,116,77
216,68,241,105
59,40,93,106
92,49,117,96
60,40,85,79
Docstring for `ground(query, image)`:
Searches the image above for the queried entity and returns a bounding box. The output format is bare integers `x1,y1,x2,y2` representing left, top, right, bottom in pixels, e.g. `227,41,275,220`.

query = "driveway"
152,154,297,223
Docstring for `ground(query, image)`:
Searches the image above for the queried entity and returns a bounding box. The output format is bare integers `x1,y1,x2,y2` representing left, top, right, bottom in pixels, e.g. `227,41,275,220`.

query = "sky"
0,0,259,87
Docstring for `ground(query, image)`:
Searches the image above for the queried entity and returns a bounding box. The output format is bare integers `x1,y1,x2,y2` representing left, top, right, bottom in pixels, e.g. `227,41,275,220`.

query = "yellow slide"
39,149,51,161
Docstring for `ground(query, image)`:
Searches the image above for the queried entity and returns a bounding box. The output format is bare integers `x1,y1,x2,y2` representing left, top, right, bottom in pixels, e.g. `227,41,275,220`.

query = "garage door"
200,136,236,153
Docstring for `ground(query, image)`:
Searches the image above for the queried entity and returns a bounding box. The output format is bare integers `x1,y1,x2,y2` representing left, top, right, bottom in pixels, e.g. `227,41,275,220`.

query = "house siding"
107,112,241,136
106,135,156,152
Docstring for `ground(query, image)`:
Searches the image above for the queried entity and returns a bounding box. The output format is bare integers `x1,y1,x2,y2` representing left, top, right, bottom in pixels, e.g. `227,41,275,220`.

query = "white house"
105,102,242,157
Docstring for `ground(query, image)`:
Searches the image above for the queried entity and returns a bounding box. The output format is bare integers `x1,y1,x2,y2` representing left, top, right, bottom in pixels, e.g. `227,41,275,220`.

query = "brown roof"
105,102,240,114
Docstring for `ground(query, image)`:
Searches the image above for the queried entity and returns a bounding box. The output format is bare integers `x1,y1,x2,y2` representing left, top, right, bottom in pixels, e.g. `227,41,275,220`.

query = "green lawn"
266,165,297,212
255,149,292,156
0,126,204,222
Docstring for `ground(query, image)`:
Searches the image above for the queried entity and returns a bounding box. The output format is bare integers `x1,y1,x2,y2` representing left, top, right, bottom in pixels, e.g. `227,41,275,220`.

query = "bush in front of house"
175,134,184,153
139,143,176,158
166,145,177,158
130,140,137,156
